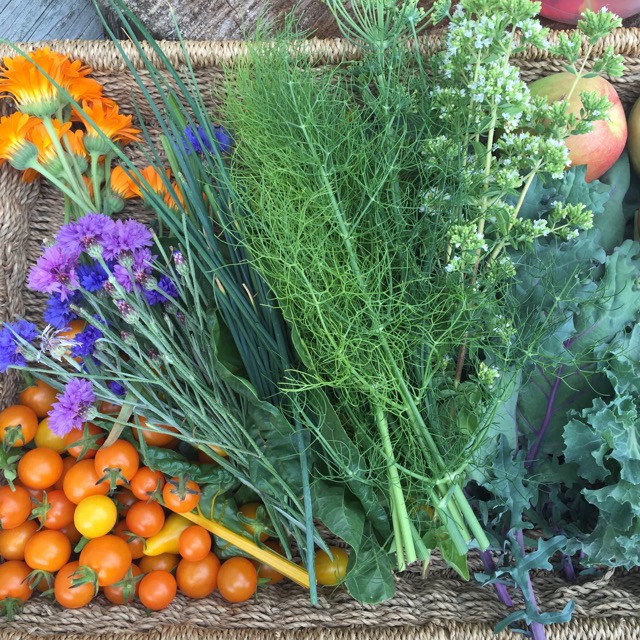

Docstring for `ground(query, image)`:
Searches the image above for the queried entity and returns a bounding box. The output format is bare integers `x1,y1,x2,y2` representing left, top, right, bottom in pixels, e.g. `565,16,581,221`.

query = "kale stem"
516,530,547,640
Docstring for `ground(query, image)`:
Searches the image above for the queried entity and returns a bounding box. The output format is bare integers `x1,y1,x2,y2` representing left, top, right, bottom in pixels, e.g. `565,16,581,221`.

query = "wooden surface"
0,0,104,42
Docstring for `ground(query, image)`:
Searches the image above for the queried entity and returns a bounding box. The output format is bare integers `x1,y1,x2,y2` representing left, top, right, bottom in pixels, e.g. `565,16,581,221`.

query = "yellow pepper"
143,513,192,556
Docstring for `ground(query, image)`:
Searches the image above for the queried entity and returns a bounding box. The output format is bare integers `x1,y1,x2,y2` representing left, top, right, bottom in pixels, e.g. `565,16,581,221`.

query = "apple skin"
528,72,627,183
627,97,640,177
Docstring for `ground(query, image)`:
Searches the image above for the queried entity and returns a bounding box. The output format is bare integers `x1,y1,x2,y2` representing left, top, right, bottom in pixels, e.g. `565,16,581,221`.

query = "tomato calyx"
108,566,144,605
96,466,129,493
0,445,21,490
26,568,55,592
64,423,104,461
70,565,100,596
2,424,28,449
164,475,199,504
73,536,91,554
0,597,26,621
237,503,275,544
30,493,52,530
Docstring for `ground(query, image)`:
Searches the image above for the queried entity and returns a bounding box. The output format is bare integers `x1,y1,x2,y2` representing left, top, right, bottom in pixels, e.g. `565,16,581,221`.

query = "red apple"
528,71,627,182
626,96,640,177
539,1,639,25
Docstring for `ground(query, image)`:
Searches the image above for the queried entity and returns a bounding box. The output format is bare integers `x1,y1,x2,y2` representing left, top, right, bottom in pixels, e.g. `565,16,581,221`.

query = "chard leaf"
311,479,395,603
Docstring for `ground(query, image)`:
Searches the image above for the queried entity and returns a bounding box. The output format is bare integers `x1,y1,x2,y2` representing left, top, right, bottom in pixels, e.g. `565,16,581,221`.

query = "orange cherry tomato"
197,445,228,464
78,535,132,587
0,519,38,561
62,458,110,505
103,564,142,605
54,561,95,609
176,552,220,599
114,487,138,516
162,478,200,513
251,540,286,585
64,422,104,459
59,521,83,545
53,456,76,490
57,319,86,351
38,489,75,530
133,416,179,448
125,500,166,539
238,502,270,542
24,529,71,572
0,404,38,446
138,570,177,610
18,380,58,418
0,560,33,603
0,485,32,530
113,519,145,560
138,552,180,574
17,447,64,490
98,400,121,416
217,557,258,603
94,439,139,487
130,467,165,501
178,525,212,562
13,480,44,502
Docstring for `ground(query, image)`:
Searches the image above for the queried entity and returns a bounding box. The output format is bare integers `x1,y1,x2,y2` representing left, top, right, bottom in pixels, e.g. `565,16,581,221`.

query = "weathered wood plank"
0,0,104,42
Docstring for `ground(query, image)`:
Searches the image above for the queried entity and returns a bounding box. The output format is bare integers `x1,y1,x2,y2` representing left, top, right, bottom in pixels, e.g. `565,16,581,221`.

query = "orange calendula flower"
0,112,40,170
165,182,186,210
76,99,140,154
0,48,99,118
110,166,139,200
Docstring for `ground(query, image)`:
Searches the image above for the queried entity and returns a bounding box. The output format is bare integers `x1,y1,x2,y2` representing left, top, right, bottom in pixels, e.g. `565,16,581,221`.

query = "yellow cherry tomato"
34,418,67,454
314,546,349,586
74,495,118,539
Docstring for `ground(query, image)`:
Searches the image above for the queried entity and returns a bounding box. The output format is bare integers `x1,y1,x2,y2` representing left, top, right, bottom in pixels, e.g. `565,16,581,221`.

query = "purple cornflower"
44,292,81,329
113,248,154,292
145,275,179,305
28,245,80,301
0,320,38,372
109,380,126,397
77,261,109,292
70,325,103,359
102,219,153,261
47,378,95,436
56,214,115,256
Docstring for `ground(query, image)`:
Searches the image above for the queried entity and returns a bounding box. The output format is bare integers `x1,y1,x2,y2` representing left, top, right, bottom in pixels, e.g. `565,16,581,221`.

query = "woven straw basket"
1,30,640,640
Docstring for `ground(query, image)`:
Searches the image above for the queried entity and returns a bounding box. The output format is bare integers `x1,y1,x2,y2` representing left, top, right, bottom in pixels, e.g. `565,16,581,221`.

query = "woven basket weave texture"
1,31,640,639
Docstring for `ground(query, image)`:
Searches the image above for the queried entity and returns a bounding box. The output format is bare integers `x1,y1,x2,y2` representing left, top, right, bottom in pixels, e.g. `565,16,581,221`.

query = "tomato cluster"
0,381,270,617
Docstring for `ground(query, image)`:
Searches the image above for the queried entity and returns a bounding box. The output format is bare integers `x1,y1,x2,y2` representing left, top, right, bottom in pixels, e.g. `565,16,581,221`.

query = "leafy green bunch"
217,0,627,581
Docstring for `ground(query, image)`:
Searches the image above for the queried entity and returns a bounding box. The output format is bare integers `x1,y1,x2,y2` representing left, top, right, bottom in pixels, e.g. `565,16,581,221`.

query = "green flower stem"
41,117,92,214
91,153,102,213
374,405,416,568
103,153,114,216
27,160,91,217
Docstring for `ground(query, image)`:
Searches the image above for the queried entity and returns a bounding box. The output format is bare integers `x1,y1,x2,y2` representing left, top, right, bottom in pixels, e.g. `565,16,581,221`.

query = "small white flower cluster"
477,361,501,387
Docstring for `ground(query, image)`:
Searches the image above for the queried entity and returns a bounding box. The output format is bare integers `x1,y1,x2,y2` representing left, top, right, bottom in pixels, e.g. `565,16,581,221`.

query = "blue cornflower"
214,125,233,154
109,380,126,397
0,320,39,373
183,125,213,155
48,378,95,436
77,261,109,292
70,325,103,359
44,292,81,329
182,124,233,155
145,275,179,305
